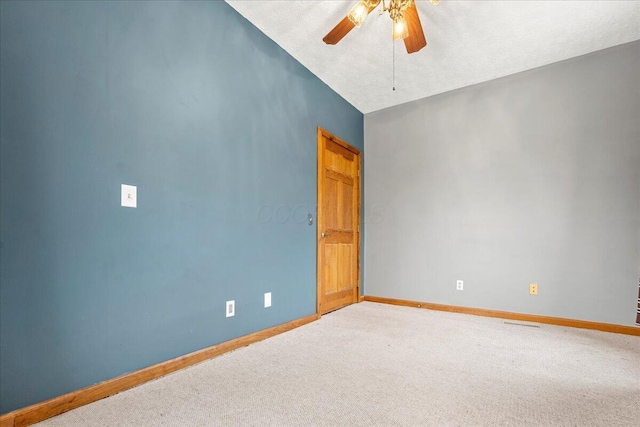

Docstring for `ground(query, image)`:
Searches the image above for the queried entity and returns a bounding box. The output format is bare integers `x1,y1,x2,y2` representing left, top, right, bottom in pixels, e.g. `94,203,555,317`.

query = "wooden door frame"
316,127,361,315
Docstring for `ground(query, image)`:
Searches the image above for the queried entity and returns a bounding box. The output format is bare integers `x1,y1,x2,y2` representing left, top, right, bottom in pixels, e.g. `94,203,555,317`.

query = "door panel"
325,177,340,230
341,181,354,230
338,245,353,291
324,244,338,294
317,128,361,315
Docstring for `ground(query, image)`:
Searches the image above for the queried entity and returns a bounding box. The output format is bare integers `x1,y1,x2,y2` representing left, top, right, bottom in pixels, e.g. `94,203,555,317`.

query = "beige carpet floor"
36,302,640,426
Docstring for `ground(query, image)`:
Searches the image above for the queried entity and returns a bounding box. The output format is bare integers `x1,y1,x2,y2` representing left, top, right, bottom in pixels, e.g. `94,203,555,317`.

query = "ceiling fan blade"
323,16,356,45
403,0,427,54
323,3,378,45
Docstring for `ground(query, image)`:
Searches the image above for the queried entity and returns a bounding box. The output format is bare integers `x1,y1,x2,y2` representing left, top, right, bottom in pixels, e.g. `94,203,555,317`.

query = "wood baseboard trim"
0,313,319,427
0,416,14,427
358,295,364,303
363,296,640,337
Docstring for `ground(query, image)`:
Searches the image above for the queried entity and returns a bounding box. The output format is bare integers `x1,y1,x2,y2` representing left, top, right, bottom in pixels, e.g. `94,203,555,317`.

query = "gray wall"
365,41,640,326
0,0,363,413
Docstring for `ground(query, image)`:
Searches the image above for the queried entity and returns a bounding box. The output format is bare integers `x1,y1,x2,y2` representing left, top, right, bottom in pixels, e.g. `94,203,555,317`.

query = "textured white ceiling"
226,1,640,114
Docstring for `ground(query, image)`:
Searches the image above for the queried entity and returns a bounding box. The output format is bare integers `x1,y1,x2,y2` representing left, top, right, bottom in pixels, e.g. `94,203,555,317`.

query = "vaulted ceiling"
227,1,640,114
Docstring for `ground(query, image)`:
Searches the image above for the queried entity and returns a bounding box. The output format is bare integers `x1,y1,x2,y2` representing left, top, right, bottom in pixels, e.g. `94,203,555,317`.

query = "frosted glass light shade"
392,16,409,40
348,1,370,28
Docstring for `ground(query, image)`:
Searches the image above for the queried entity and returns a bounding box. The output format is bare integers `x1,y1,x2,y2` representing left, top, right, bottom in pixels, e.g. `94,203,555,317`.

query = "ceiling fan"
323,0,439,54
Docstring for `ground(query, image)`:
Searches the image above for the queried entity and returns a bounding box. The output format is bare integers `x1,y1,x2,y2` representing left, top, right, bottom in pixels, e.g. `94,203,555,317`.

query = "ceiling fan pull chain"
392,37,396,91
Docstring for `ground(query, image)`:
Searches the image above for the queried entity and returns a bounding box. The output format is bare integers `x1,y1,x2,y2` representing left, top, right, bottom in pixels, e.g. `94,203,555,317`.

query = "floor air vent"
503,321,540,328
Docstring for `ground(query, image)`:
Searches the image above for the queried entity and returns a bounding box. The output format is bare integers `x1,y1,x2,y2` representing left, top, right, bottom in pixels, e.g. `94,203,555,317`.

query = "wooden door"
317,128,361,315
636,276,639,326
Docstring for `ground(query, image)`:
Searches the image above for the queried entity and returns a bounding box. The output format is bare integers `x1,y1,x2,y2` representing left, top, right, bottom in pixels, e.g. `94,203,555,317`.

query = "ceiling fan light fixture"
348,1,370,28
392,15,409,40
323,0,425,53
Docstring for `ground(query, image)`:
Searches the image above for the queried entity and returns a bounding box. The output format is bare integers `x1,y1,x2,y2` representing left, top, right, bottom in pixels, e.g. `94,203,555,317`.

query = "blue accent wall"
0,0,363,413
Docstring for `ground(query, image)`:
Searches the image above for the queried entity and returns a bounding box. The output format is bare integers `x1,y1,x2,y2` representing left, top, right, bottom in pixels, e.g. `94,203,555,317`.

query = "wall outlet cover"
529,283,538,295
456,280,464,291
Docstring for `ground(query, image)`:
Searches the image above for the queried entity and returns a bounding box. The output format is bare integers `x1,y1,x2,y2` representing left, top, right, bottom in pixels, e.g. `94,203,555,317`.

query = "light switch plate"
121,184,137,208
264,292,272,308
226,300,235,317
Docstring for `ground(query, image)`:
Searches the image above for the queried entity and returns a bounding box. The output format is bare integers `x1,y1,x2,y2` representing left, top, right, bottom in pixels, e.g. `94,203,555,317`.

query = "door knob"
321,232,331,238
